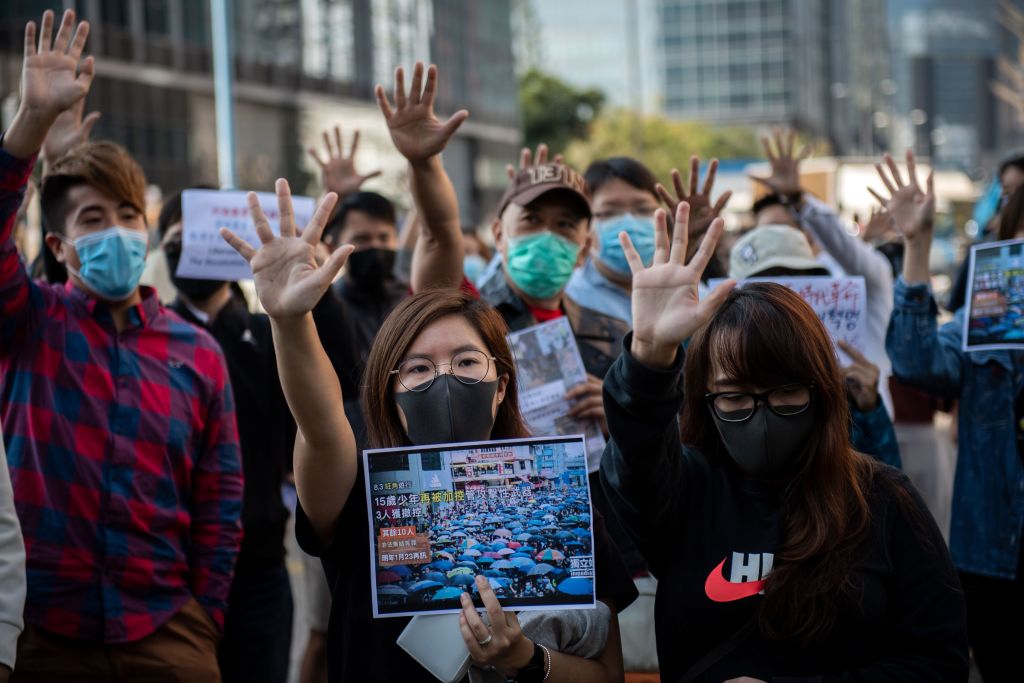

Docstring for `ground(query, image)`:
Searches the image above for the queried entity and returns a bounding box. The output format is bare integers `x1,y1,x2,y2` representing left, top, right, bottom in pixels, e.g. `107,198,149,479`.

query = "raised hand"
838,341,880,411
860,206,895,244
626,203,736,368
749,128,810,197
656,156,732,238
870,150,935,243
220,179,353,319
21,10,94,121
375,62,468,165
42,97,100,165
307,124,382,198
505,143,565,179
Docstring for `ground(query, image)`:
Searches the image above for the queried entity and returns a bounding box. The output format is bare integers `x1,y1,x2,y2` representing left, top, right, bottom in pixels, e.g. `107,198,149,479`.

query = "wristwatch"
513,642,548,683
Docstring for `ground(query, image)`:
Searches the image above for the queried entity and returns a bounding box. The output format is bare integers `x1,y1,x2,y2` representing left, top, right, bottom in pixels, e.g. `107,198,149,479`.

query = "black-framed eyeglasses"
389,350,497,392
705,383,815,423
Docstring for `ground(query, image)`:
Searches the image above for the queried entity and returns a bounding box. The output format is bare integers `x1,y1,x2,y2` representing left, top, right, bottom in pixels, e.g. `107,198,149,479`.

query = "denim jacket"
886,278,1024,579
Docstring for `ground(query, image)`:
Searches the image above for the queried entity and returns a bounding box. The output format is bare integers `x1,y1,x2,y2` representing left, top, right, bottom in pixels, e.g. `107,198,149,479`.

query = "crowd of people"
0,8,1020,683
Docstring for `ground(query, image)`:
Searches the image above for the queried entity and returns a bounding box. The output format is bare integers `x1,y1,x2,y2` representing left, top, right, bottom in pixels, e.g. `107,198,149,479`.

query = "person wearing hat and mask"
750,130,894,418
727,226,901,471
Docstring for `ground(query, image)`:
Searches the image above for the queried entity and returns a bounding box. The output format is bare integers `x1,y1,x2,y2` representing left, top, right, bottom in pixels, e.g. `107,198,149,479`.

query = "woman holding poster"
221,180,633,683
882,150,1024,682
599,202,968,681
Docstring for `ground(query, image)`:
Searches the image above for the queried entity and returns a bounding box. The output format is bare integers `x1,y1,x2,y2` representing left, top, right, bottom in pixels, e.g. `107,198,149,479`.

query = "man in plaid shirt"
0,10,242,681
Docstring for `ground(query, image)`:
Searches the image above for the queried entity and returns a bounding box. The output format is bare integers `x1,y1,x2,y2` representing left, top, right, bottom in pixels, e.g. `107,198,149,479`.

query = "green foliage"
565,109,763,181
519,68,605,153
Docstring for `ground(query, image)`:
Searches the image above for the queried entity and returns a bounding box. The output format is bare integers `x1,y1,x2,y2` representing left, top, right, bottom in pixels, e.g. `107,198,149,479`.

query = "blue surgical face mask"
65,226,148,301
463,253,488,285
595,213,656,275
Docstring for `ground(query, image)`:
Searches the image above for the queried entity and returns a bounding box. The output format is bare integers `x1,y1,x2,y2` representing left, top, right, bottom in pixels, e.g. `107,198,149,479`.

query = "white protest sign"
176,189,316,281
708,276,867,364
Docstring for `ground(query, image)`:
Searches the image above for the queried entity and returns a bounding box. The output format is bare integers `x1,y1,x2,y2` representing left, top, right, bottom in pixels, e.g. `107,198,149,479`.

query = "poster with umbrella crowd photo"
363,435,596,618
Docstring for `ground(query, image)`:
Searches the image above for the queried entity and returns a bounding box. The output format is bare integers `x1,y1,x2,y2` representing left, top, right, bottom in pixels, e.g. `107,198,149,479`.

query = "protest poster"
363,435,596,619
176,189,316,281
962,238,1024,351
709,276,867,364
507,318,606,473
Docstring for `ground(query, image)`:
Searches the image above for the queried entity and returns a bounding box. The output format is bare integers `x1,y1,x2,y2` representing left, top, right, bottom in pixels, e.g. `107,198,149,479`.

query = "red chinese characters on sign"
378,525,431,567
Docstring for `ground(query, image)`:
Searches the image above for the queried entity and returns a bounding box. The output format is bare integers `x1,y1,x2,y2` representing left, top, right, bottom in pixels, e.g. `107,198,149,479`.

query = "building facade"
0,0,519,223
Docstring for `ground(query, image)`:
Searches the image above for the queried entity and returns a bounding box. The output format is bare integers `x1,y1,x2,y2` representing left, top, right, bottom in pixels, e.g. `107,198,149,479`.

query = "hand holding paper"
459,577,534,674
220,179,353,319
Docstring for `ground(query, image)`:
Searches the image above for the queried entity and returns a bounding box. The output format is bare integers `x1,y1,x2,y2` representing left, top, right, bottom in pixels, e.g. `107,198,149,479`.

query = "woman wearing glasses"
222,183,633,683
599,202,968,682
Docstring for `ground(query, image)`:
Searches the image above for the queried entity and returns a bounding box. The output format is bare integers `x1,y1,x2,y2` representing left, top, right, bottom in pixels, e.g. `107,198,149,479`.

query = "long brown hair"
680,283,878,642
362,289,530,448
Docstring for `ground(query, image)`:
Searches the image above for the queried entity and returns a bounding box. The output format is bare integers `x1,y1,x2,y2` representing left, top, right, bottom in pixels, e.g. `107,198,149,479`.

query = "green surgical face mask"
505,231,581,299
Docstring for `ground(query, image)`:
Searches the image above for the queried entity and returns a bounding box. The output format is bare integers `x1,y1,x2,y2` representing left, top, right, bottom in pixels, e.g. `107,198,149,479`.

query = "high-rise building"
656,0,831,137
886,0,1017,172
0,0,519,223
513,0,660,112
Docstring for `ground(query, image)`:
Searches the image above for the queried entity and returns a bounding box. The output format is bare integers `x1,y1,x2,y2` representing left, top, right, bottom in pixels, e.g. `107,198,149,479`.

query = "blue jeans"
218,561,294,683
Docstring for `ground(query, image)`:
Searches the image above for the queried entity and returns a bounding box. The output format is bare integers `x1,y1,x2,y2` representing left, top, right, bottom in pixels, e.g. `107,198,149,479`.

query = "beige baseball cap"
497,163,590,218
729,225,822,280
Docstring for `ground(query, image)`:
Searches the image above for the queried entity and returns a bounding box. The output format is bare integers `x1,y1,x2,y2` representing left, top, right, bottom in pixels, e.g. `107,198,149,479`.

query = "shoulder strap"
679,617,756,683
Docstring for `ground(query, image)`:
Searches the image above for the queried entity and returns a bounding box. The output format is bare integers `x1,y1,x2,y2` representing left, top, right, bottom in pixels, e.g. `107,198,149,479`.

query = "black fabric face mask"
166,249,228,302
711,403,816,478
347,248,397,289
394,374,499,445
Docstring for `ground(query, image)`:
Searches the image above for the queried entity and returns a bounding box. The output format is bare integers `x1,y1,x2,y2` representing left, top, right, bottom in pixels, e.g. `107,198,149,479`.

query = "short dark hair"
158,184,218,237
325,191,397,240
751,192,786,217
583,157,659,198
999,185,1024,241
40,141,147,235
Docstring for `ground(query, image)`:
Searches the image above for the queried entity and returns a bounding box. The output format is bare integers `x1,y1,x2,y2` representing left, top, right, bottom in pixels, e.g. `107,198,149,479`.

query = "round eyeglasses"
390,350,497,392
705,383,815,423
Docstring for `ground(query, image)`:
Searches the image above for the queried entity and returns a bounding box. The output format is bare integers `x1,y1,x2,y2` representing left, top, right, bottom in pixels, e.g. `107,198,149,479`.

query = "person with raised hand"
880,149,1023,682
600,202,967,681
750,129,895,417
220,182,634,682
566,155,730,328
308,124,383,201
375,61,468,292
0,11,242,681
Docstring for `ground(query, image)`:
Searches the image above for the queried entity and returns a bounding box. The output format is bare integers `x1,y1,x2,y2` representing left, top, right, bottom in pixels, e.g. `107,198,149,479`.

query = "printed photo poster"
708,276,867,364
507,318,606,473
176,189,316,281
363,435,597,619
963,238,1024,351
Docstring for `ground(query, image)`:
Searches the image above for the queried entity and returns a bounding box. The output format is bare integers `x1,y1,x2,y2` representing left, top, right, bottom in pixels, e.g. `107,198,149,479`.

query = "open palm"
307,124,381,197
375,62,468,163
871,150,935,242
627,204,735,359
656,155,732,238
220,179,353,319
22,10,94,120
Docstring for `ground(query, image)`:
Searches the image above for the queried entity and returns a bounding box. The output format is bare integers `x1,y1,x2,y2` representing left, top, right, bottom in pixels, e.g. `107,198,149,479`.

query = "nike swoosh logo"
704,558,766,602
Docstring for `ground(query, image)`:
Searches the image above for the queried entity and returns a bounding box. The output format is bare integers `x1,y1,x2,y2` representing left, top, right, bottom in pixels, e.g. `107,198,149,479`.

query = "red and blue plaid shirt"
0,146,243,643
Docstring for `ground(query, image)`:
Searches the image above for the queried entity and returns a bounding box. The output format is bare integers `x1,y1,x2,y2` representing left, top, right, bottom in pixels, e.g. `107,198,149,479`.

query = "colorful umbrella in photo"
408,580,444,593
431,587,466,601
448,567,475,578
450,573,476,586
535,548,565,562
494,528,512,537
526,563,555,576
377,570,403,584
491,560,515,570
556,577,593,596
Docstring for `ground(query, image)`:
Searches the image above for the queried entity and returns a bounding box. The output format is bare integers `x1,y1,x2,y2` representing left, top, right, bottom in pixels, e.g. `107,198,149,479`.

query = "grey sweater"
0,427,25,670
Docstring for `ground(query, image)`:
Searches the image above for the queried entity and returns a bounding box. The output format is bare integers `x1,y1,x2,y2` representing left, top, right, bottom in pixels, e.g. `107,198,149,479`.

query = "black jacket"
599,335,968,682
174,296,295,569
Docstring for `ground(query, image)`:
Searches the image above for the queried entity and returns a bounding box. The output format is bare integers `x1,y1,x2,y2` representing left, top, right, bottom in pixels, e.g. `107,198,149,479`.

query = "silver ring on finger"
477,632,493,646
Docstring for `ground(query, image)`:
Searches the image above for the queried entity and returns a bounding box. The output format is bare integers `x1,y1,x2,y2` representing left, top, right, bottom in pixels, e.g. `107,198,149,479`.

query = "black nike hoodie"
599,334,968,682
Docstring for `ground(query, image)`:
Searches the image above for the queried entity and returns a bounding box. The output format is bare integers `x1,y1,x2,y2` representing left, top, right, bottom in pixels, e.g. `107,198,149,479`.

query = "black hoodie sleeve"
599,335,691,575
